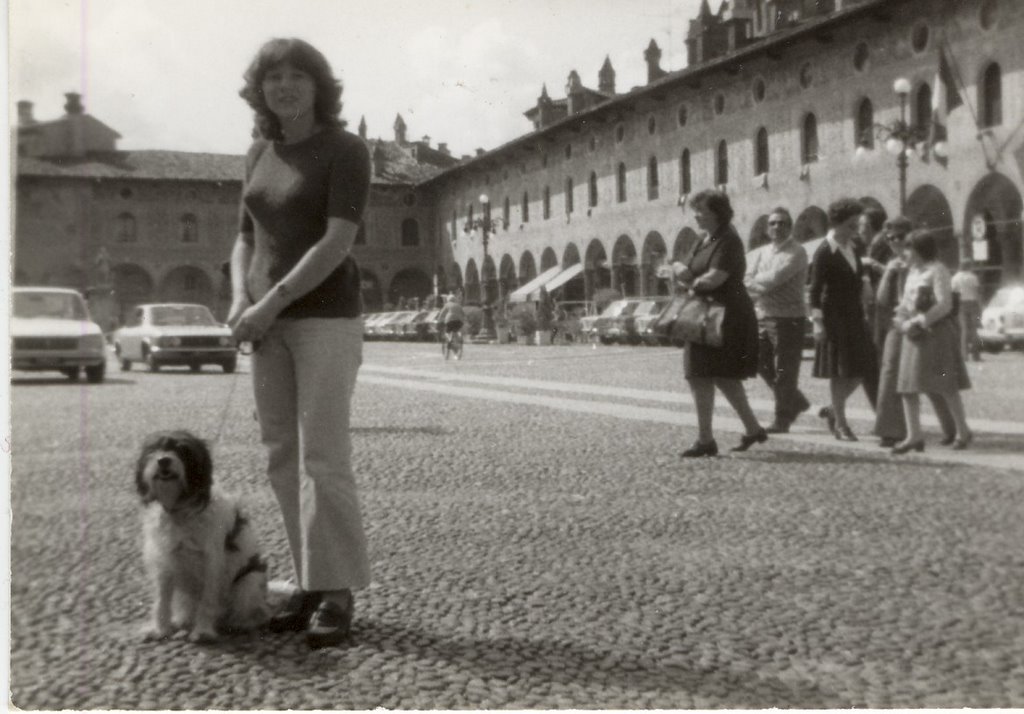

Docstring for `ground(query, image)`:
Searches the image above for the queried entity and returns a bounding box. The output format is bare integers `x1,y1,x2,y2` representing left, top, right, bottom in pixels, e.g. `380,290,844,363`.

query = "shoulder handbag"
652,237,727,348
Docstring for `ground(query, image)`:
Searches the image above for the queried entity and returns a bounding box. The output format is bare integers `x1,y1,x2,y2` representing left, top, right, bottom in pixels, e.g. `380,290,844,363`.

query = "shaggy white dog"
135,430,270,642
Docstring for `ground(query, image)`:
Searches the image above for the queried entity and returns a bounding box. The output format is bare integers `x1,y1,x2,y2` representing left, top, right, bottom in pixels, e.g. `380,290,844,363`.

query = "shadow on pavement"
10,376,135,386
351,425,452,437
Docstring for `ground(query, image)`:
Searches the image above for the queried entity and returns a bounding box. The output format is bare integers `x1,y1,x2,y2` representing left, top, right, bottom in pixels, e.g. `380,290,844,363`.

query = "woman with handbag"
809,198,879,441
892,230,972,453
663,190,765,457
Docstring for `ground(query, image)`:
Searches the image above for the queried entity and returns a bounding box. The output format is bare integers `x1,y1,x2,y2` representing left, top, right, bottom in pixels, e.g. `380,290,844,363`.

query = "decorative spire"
598,55,616,95
358,115,367,140
393,113,407,144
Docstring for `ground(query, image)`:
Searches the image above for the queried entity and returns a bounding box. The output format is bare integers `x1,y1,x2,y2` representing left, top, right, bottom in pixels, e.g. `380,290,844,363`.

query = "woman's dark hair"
906,229,939,262
691,189,735,225
827,197,864,227
239,38,345,141
768,206,792,224
862,206,887,233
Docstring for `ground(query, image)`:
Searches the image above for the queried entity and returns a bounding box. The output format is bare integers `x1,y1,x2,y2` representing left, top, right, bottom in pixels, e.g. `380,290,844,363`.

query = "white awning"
508,265,562,302
542,262,584,293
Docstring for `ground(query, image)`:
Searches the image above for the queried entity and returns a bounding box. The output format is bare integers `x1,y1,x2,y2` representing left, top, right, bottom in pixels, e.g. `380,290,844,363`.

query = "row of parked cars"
363,309,442,341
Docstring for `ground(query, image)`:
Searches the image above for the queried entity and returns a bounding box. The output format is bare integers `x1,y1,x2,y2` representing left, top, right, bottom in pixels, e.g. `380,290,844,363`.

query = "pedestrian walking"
952,258,983,362
228,37,372,648
866,215,904,351
743,207,811,433
872,221,957,448
663,190,765,457
892,230,973,453
810,198,879,441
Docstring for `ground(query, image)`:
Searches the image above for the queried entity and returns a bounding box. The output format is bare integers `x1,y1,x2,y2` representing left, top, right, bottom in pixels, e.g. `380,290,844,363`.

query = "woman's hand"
226,296,252,330
231,300,277,344
812,318,825,342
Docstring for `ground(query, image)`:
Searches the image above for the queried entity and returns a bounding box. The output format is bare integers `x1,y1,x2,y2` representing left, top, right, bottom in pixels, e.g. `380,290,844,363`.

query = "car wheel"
983,342,1004,354
189,363,202,373
62,367,81,381
145,350,160,372
120,358,131,371
85,363,106,383
222,357,237,374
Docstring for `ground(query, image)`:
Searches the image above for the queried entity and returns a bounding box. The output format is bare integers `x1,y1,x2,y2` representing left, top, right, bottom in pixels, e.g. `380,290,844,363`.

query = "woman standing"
892,230,972,453
664,190,765,457
809,198,878,441
228,38,371,648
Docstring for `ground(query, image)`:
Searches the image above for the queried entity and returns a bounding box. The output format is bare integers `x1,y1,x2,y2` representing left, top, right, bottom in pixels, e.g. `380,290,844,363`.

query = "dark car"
593,299,644,344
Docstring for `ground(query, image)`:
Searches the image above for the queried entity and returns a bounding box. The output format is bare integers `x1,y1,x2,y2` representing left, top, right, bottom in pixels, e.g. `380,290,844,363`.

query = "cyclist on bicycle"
436,294,465,345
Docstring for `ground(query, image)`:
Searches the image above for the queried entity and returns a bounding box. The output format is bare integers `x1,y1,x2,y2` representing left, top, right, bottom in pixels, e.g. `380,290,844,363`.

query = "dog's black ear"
176,431,213,505
135,432,165,502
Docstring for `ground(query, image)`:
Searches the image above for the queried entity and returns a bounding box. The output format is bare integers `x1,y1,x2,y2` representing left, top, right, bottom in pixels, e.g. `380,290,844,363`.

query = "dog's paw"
187,627,220,644
139,623,174,641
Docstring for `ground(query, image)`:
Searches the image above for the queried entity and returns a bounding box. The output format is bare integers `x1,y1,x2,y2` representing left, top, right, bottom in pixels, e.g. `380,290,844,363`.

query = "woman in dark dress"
809,198,879,441
663,190,765,457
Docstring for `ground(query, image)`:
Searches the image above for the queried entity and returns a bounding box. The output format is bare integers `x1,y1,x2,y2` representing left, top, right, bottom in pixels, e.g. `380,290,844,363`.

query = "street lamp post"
874,77,939,215
477,193,497,340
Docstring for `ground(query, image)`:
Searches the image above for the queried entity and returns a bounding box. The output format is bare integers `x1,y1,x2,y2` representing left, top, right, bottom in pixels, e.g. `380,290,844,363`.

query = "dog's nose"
157,456,172,469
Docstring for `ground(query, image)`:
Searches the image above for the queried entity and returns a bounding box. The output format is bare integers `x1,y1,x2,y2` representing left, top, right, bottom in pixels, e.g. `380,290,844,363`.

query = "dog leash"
209,341,257,446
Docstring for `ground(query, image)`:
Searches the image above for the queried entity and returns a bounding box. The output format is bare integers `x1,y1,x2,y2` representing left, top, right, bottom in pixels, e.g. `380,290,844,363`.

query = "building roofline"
417,0,901,188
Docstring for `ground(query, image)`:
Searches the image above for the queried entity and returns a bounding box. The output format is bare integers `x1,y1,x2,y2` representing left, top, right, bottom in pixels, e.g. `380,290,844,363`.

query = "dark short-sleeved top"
239,126,371,319
683,224,759,379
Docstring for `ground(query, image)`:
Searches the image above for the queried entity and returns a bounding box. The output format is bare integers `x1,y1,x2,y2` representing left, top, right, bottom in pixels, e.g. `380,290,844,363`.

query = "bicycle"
440,325,464,360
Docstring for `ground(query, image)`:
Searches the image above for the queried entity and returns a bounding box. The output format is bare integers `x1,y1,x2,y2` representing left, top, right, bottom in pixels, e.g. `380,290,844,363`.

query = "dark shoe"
891,439,925,455
681,440,719,458
306,599,353,649
834,425,859,442
268,590,322,633
765,421,790,434
939,433,957,446
795,393,811,416
818,406,836,433
952,432,973,451
732,428,768,452
878,436,900,448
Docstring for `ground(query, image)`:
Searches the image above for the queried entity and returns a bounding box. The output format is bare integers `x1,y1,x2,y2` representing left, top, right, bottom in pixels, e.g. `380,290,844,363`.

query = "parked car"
594,299,644,344
378,311,419,340
409,309,441,341
978,284,1024,352
633,298,674,345
11,287,107,382
113,303,237,373
363,312,395,340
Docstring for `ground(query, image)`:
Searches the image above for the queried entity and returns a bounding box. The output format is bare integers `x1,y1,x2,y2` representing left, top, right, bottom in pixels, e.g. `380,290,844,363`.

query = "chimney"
438,142,449,155
644,40,667,83
393,114,407,144
17,100,35,125
475,148,485,157
565,70,584,115
64,92,84,115
358,116,367,140
64,92,86,156
421,135,431,146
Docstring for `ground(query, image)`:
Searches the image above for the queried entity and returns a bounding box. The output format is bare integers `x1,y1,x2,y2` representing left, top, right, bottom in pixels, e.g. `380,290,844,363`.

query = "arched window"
855,98,874,149
616,162,627,203
914,83,932,133
522,191,530,222
355,222,367,245
450,210,457,242
754,127,770,175
715,140,729,186
401,218,419,246
565,177,574,214
981,62,1002,128
543,186,551,219
180,213,198,243
503,196,510,228
647,156,659,200
117,212,137,242
588,171,598,207
680,149,691,195
802,113,819,164
468,203,474,227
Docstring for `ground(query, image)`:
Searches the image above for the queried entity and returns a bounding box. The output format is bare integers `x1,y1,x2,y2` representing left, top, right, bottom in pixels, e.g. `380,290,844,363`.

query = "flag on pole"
925,42,963,166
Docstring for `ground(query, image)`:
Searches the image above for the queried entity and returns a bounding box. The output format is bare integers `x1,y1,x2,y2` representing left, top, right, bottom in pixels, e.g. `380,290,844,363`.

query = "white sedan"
113,303,237,373
11,287,107,382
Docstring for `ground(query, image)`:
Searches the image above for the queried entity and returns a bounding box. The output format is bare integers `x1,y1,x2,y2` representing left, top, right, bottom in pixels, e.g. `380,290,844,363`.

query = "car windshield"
600,301,634,317
634,301,662,316
13,292,88,320
988,287,1024,310
149,305,218,326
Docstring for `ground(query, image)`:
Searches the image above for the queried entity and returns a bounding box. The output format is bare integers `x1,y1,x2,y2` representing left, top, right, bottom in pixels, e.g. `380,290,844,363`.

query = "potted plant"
535,287,555,346
494,298,511,344
511,303,537,345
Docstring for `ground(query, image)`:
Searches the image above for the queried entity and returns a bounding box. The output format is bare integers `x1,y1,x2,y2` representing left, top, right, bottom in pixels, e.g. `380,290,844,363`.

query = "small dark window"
184,274,198,291
401,218,419,247
715,141,729,186
680,150,691,195
677,105,688,127
120,187,133,200
714,93,725,115
914,83,932,132
522,192,530,222
450,211,457,241
117,212,137,242
754,128,769,175
752,78,766,103
799,63,813,89
980,0,998,29
589,171,598,207
403,193,416,206
911,23,929,53
503,197,510,229
855,98,874,149
981,62,1003,128
615,123,625,143
589,134,597,152
565,143,572,159
181,214,198,243
543,186,551,219
565,178,574,214
648,116,657,135
853,42,869,72
647,157,659,201
616,163,627,203
802,113,819,164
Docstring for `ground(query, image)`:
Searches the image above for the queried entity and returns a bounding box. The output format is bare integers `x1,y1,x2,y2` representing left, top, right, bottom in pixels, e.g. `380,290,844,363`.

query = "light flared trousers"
251,317,370,591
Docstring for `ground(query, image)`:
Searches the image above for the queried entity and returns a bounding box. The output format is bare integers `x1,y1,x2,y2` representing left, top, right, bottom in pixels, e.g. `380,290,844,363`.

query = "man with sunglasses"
744,207,811,433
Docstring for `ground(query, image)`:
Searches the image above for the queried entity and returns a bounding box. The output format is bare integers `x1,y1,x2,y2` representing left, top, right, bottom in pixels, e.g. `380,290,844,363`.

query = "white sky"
9,0,705,157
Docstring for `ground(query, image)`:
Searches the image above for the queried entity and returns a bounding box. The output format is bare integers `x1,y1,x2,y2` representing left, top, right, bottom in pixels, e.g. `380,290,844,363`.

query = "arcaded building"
422,0,1022,305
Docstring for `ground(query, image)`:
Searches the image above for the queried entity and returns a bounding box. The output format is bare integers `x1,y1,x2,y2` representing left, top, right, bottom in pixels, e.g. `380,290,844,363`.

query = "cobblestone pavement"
9,344,1024,709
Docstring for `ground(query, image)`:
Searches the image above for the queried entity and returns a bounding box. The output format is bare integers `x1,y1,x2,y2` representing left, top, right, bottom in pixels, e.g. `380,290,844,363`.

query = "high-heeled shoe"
731,428,768,452
891,439,925,455
952,432,973,450
681,440,719,458
939,433,956,446
834,425,858,442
